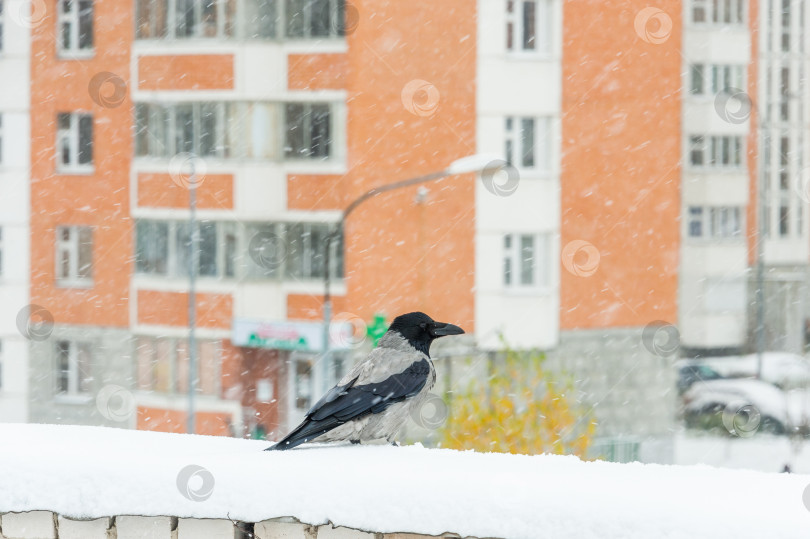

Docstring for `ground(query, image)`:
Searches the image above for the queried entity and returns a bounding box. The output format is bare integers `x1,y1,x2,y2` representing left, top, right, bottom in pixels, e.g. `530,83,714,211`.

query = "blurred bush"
440,342,595,456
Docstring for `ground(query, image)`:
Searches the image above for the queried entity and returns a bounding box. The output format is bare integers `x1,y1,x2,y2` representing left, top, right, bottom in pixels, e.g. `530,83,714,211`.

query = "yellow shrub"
439,343,595,456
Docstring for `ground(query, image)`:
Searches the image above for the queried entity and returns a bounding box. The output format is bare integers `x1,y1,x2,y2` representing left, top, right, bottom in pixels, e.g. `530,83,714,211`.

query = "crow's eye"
419,322,427,329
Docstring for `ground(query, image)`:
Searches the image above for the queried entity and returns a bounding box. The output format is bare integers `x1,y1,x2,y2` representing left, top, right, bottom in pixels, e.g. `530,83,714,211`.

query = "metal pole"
756,103,766,380
188,161,198,434
321,227,333,396
321,222,344,395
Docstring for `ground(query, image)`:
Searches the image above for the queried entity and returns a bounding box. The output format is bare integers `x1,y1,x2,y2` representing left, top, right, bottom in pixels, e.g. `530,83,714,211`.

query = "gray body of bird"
316,331,436,444
266,311,463,451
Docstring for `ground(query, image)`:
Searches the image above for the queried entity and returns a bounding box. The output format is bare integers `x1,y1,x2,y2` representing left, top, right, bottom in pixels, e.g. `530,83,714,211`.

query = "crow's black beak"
430,322,465,337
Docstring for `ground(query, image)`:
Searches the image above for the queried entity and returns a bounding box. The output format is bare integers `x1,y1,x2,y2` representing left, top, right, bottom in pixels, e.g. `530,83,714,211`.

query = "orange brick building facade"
26,0,477,438
20,0,804,451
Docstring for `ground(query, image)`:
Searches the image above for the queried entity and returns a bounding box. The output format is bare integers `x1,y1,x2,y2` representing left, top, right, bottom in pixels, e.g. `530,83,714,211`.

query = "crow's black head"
385,311,465,355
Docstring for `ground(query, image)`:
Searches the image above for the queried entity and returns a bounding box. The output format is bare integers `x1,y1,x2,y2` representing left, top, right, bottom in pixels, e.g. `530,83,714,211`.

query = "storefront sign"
232,319,352,352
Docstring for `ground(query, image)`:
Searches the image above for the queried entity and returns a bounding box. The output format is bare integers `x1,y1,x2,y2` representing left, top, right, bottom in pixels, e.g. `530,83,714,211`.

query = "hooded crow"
266,311,464,450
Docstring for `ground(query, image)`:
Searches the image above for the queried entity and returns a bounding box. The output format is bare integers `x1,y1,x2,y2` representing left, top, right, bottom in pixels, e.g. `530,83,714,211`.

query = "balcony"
134,0,350,43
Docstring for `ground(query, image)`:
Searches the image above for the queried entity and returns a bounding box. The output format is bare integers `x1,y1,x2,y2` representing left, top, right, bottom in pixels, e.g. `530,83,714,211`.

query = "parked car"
682,378,788,436
675,361,724,394
698,353,810,390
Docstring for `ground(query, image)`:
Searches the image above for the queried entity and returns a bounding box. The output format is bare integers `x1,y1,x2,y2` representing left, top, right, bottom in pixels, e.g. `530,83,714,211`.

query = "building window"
168,103,223,157
688,135,743,168
779,135,789,190
135,336,220,395
689,136,705,166
781,0,791,52
136,0,235,39
177,221,229,277
692,0,707,22
56,340,93,395
719,0,745,23
285,222,336,279
136,0,170,38
711,206,743,237
294,356,313,409
764,204,771,237
691,0,745,24
711,65,745,93
135,220,235,278
57,112,93,170
688,207,703,237
56,226,93,285
286,0,345,38
779,67,790,121
763,129,802,240
689,64,745,95
135,0,347,40
135,220,169,274
243,0,278,38
135,102,252,159
689,64,705,94
503,233,549,288
58,0,94,53
504,116,550,172
144,0,280,40
284,103,331,159
135,102,226,158
135,101,339,161
779,203,790,236
175,0,222,38
506,0,551,53
134,219,343,280
687,206,743,239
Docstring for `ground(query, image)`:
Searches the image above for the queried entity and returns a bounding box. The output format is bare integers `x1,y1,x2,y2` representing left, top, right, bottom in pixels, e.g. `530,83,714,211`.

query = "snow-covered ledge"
0,425,808,539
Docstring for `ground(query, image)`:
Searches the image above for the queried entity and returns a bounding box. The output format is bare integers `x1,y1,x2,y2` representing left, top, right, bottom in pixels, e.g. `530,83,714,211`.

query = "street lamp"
188,160,199,435
318,155,501,394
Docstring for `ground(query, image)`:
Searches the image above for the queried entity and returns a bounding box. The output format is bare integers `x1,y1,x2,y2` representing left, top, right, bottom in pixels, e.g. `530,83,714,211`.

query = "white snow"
674,432,807,473
683,378,789,422
682,353,810,388
1,424,809,539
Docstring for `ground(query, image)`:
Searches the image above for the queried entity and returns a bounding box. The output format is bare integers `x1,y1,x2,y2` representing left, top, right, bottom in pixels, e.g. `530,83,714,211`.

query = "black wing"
266,359,430,450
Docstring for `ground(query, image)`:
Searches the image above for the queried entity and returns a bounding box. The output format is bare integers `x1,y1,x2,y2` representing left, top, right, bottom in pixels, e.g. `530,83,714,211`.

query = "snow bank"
674,432,806,473
0,424,808,539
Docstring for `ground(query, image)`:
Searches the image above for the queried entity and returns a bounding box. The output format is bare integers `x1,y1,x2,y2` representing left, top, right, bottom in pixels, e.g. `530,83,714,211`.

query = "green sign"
247,332,310,351
366,313,388,347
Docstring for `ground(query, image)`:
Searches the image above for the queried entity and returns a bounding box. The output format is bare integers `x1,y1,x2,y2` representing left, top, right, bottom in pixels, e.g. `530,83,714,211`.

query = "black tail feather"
264,417,342,451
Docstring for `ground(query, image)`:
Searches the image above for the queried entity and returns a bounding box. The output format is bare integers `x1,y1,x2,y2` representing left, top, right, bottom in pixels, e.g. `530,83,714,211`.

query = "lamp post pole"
753,90,800,379
188,161,198,435
755,124,765,380
321,227,334,393
319,156,499,395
